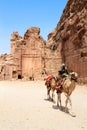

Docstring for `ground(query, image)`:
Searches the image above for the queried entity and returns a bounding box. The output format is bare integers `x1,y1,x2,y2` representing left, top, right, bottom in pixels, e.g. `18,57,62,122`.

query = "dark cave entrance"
18,74,22,79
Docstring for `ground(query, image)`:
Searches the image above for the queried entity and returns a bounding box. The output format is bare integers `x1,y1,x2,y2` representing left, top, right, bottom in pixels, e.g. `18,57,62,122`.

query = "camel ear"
70,72,74,76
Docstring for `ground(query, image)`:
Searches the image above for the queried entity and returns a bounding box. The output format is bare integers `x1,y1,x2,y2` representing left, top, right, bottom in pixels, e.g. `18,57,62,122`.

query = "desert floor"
0,80,87,130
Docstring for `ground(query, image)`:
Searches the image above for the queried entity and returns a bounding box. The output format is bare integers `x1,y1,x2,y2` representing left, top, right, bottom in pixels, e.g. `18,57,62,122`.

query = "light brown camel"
45,75,66,102
45,76,56,102
56,72,78,116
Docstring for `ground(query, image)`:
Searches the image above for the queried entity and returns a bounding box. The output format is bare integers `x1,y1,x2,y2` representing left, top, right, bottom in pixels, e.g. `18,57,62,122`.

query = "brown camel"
45,76,56,102
56,72,78,116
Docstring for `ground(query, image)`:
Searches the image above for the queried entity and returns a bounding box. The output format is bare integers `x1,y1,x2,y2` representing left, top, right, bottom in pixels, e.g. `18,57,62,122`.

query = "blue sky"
0,0,67,54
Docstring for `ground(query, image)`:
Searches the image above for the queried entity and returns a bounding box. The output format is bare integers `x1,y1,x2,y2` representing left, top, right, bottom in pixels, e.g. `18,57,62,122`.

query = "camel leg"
65,95,69,112
57,93,61,108
65,95,76,116
47,87,51,99
52,90,55,103
68,96,72,110
68,96,76,117
57,93,59,107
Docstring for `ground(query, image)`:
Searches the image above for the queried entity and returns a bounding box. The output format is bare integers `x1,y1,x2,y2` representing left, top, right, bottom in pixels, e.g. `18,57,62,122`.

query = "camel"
45,72,78,116
56,72,78,116
45,75,57,102
45,75,66,102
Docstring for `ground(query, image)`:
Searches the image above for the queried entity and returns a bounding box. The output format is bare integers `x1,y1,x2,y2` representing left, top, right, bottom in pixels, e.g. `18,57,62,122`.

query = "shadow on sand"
52,105,76,117
44,98,55,103
44,99,76,117
52,105,69,113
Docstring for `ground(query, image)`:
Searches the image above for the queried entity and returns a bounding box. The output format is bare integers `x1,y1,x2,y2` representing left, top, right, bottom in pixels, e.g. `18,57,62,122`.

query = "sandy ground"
0,80,87,130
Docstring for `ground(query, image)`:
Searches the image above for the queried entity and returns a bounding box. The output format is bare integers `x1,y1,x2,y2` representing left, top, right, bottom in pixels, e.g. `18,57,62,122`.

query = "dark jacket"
58,66,69,78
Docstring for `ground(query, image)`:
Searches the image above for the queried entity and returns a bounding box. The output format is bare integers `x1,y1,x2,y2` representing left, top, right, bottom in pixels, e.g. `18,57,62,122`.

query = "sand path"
0,80,87,130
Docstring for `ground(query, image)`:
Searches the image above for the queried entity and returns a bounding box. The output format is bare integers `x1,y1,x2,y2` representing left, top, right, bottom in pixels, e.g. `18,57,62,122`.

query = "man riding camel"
45,63,69,92
56,63,69,93
58,63,69,78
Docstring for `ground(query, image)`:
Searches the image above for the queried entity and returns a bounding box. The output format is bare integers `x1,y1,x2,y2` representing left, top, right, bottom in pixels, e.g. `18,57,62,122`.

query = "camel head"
70,72,78,82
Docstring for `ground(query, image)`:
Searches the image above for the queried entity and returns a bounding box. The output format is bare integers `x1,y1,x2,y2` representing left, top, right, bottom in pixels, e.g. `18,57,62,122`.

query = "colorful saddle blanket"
46,75,53,82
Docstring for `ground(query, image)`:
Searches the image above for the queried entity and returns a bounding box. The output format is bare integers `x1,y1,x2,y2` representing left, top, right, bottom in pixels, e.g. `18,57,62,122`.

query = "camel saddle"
55,78,66,93
45,75,53,86
46,75,53,82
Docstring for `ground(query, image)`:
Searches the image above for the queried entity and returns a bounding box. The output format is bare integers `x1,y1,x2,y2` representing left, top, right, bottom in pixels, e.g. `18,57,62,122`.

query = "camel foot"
47,95,51,100
57,104,61,109
69,111,76,117
65,108,69,113
59,105,62,110
57,104,59,107
53,100,55,104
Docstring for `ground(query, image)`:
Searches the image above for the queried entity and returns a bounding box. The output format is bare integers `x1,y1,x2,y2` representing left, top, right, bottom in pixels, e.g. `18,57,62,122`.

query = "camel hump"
63,79,71,88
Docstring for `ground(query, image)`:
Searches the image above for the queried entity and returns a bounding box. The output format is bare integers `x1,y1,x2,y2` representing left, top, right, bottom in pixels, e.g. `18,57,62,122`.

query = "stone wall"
22,27,46,80
10,27,46,80
0,54,15,80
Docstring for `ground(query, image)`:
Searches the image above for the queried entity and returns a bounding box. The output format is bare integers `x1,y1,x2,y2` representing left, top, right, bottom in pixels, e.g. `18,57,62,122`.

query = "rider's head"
61,63,66,66
61,63,66,69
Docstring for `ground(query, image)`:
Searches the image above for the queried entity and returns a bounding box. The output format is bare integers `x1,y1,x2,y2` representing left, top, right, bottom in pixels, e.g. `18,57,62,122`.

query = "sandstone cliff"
0,27,47,80
47,0,87,83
